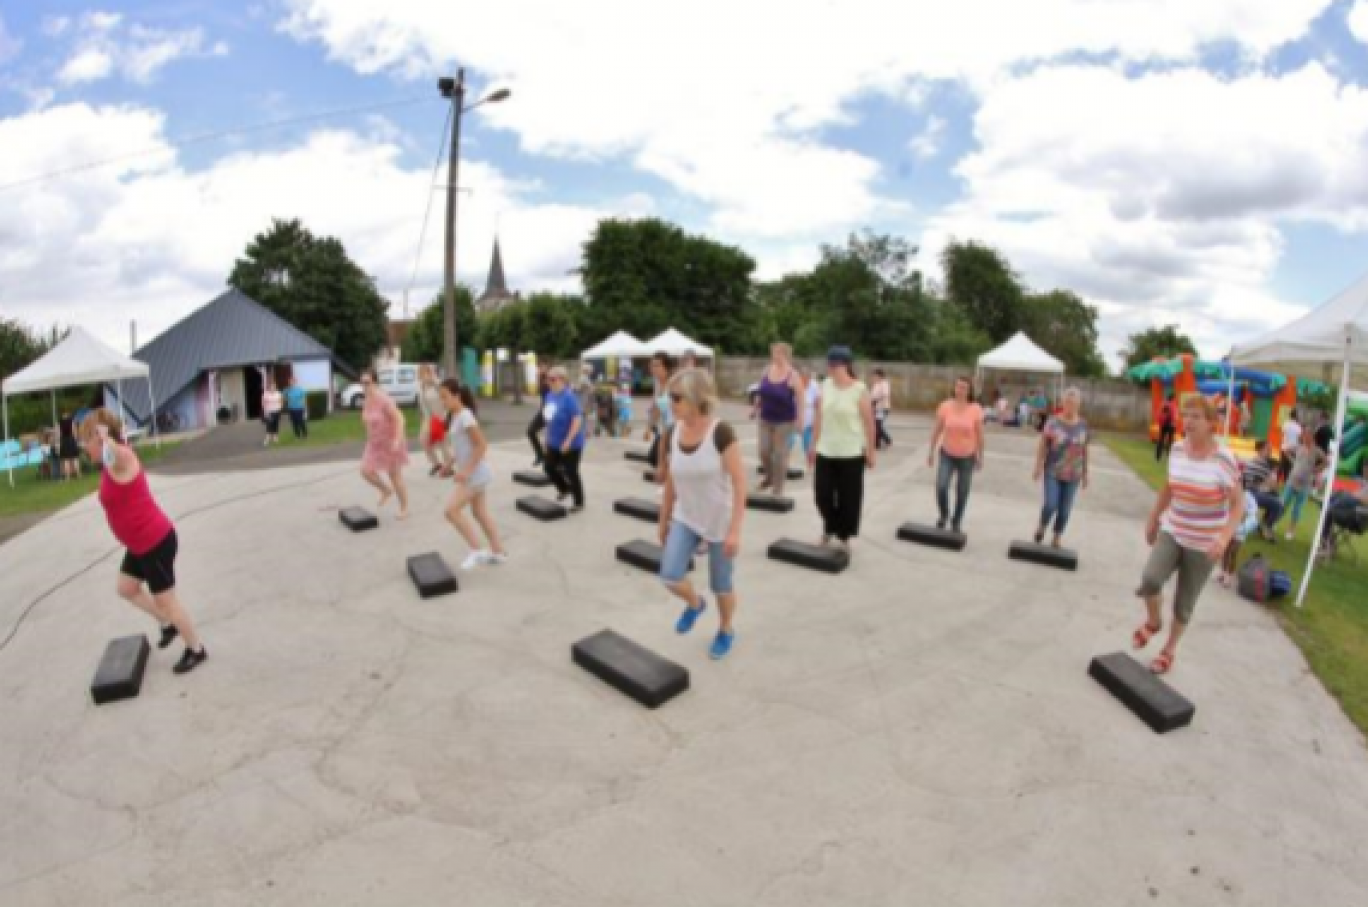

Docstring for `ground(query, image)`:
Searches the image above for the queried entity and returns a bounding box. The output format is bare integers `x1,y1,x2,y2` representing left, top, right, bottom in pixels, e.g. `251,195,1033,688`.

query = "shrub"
306,390,329,421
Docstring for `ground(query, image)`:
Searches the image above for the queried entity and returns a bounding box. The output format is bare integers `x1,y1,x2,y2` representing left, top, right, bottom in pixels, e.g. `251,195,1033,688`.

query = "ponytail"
440,378,478,416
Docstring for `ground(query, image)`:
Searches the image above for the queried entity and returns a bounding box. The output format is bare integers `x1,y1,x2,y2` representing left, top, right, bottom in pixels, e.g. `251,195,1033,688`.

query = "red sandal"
1132,621,1162,649
1150,651,1174,675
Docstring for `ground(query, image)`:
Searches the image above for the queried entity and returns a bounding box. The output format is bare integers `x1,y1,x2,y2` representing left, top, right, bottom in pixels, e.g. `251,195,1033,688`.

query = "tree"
1120,324,1198,373
229,218,389,371
1021,289,1107,378
0,318,66,382
519,293,582,360
942,239,1024,344
402,287,477,365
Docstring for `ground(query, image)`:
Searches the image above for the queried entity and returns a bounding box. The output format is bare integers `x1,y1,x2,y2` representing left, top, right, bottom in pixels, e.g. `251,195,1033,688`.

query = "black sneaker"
173,647,208,675
157,624,179,649
569,504,584,514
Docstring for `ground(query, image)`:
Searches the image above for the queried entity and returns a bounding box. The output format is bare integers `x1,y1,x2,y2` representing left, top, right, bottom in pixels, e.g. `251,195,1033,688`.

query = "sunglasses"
669,393,684,403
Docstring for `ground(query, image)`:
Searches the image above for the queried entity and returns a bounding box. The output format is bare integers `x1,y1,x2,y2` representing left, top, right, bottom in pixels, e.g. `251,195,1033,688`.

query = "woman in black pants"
807,346,876,559
527,361,552,467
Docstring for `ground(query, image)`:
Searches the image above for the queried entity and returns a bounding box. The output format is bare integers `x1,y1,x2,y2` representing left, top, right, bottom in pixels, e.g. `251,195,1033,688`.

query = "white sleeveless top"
670,419,734,543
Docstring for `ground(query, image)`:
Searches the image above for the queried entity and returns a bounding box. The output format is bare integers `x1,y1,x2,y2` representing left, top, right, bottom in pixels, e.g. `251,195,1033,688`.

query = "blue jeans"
659,520,735,594
1281,486,1309,527
1251,489,1283,529
935,451,975,529
1040,475,1081,534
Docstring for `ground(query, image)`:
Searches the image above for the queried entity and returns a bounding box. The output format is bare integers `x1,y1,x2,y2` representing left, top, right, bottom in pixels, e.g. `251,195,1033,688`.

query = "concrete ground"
1,404,1366,906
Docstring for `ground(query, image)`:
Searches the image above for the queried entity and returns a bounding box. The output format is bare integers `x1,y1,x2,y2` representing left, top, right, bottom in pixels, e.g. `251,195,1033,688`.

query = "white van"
341,364,421,409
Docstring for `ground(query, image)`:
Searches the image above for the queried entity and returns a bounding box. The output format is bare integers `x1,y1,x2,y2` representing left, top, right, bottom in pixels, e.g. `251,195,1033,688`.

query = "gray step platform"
513,470,552,487
757,465,805,480
407,552,459,599
572,629,690,709
767,538,849,574
91,635,151,705
624,450,653,463
1089,652,1195,734
1009,540,1079,571
614,497,661,523
517,496,568,521
747,493,795,513
897,522,967,551
616,539,691,573
339,507,378,531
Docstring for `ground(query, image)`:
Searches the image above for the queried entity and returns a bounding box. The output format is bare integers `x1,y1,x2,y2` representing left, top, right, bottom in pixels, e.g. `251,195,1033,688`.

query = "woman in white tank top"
657,369,747,661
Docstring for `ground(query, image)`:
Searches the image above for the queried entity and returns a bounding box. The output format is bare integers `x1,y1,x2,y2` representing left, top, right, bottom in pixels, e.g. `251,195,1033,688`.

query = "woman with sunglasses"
658,369,746,660
358,368,411,519
541,366,587,512
807,346,876,558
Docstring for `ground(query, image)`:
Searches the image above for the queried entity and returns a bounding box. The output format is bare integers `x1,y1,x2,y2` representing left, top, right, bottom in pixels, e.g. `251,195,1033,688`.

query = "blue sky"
3,1,1368,370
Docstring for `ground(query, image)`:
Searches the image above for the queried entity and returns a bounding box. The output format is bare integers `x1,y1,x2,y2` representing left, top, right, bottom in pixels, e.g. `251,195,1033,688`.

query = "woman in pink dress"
359,369,411,519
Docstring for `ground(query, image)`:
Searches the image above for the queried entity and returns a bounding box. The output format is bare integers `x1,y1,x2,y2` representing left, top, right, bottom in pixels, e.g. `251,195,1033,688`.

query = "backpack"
1236,554,1271,603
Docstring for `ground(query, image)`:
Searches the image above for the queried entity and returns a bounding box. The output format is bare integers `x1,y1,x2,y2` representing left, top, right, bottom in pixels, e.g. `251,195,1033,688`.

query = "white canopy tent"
975,331,1065,402
3,327,156,487
580,330,652,360
1231,269,1368,607
644,328,713,360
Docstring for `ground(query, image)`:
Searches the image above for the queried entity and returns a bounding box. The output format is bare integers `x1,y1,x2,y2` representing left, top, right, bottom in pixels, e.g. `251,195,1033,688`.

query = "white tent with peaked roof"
3,327,157,486
644,328,713,358
581,330,652,360
1232,269,1368,607
975,331,1065,402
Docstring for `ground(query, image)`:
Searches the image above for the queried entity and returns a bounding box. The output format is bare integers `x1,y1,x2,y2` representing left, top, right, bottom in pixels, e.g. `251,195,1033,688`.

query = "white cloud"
42,16,73,38
0,14,22,64
85,12,123,32
0,103,624,351
53,16,224,87
909,116,947,160
1350,0,1368,45
57,48,114,85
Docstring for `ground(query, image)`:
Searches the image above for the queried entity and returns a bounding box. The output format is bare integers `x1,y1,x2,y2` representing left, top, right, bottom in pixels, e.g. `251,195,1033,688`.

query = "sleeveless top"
99,458,173,555
670,419,735,542
757,369,797,424
817,379,867,458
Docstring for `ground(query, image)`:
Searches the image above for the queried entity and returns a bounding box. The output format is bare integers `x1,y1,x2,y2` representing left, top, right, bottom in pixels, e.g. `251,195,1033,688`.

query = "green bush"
306,390,330,421
3,389,92,437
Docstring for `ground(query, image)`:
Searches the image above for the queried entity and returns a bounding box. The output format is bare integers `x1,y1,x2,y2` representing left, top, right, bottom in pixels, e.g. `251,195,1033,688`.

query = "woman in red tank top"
83,410,207,674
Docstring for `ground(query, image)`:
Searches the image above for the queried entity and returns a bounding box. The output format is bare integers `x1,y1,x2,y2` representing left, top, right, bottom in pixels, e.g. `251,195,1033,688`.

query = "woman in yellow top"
927,376,985,533
807,346,876,558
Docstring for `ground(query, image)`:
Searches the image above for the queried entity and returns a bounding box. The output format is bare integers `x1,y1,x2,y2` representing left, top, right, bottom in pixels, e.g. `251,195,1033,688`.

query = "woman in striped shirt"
1132,395,1244,674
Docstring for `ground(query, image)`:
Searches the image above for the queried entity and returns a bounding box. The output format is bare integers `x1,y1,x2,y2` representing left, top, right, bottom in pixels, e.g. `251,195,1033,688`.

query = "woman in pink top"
82,409,207,674
359,369,411,520
926,376,985,533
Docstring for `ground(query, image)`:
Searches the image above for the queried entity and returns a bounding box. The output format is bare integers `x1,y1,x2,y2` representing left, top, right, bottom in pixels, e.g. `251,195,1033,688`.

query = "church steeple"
476,236,516,313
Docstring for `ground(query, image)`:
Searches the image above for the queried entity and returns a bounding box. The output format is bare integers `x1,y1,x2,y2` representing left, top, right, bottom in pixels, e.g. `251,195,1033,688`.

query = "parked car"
340,364,421,409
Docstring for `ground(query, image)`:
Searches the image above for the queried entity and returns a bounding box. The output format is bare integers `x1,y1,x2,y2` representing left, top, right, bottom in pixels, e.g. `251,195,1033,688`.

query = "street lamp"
438,69,511,380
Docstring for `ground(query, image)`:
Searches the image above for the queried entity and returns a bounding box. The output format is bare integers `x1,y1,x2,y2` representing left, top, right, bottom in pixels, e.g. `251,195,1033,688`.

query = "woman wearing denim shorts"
1132,396,1244,675
657,368,747,661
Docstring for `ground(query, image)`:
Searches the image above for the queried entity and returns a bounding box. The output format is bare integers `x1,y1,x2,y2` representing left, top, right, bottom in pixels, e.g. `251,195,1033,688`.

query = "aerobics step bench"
896,522,966,551
517,496,568,521
407,552,459,599
91,635,151,705
1088,652,1195,734
624,450,653,463
1008,540,1079,571
642,470,658,483
616,539,692,573
513,470,552,488
339,507,378,532
756,465,805,480
614,497,661,523
572,629,690,709
767,538,849,574
747,493,795,513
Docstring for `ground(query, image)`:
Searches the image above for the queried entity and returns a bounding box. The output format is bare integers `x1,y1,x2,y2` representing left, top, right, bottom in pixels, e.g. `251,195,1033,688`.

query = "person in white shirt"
1279,410,1302,485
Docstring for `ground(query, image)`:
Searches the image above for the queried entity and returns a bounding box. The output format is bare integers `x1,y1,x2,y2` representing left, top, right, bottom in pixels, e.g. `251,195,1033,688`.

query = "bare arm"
808,393,824,465
723,440,747,556
860,390,876,467
927,410,945,465
974,410,986,467
1033,431,1049,478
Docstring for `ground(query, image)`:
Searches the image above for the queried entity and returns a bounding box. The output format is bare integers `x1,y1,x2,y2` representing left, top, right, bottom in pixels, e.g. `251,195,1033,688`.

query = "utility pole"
439,69,465,381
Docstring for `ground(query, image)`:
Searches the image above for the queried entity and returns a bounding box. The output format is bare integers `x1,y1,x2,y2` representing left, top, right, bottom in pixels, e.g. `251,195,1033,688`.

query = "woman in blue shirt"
541,366,587,512
284,376,308,439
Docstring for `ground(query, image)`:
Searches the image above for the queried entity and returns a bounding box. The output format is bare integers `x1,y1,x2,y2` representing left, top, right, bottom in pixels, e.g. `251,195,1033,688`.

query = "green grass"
269,409,425,449
1101,434,1368,738
0,441,179,519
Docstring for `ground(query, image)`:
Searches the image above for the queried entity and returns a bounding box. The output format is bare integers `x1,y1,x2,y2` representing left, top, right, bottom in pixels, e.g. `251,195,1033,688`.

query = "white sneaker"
460,550,489,570
1285,531,1294,541
485,551,508,566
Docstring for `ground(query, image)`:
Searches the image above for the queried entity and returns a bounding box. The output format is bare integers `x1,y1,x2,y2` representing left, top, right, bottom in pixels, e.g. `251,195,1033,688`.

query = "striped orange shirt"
1160,441,1240,550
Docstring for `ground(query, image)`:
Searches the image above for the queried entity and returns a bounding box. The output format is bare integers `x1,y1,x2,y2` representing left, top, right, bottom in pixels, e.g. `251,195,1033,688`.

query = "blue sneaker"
709,629,735,660
676,596,706,634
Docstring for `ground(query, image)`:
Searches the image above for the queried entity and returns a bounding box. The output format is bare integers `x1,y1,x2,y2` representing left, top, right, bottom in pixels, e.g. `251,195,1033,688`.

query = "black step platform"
407,552,459,598
572,629,690,709
1009,540,1078,571
614,497,661,523
896,522,966,552
757,465,805,480
624,450,653,464
642,470,658,483
513,470,552,488
767,538,849,574
91,635,151,705
517,496,568,521
339,507,378,532
616,539,691,573
747,493,795,513
1088,652,1195,734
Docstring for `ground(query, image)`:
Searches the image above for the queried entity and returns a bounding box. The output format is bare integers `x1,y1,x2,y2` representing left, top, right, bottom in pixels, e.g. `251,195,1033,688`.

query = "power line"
0,94,438,194
403,100,454,315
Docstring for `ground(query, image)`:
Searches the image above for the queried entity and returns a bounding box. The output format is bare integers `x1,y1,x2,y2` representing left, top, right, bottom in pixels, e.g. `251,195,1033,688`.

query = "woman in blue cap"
807,346,876,558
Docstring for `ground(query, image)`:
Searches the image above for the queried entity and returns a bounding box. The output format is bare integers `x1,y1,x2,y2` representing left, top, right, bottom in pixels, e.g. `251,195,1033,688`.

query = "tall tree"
0,318,67,383
1120,324,1199,373
519,293,582,360
1021,289,1107,377
229,218,389,370
402,287,477,365
942,239,1024,344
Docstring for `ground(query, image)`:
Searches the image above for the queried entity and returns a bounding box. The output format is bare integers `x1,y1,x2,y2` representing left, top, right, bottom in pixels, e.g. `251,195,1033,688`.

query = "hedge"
306,390,330,421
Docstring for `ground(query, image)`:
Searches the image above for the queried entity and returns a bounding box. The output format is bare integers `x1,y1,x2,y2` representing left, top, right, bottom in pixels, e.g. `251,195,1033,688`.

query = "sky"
3,1,1368,371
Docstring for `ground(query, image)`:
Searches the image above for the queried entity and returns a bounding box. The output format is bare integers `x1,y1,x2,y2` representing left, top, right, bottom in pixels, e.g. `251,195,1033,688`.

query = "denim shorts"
659,520,735,595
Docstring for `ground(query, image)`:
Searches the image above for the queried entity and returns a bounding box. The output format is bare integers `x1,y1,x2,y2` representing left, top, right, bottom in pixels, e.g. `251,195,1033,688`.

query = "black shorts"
120,530,178,595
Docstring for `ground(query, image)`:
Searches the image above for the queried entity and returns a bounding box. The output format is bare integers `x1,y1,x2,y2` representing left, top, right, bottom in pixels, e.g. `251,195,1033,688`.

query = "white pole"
3,393,12,488
1295,331,1353,608
50,389,57,430
1225,352,1237,438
